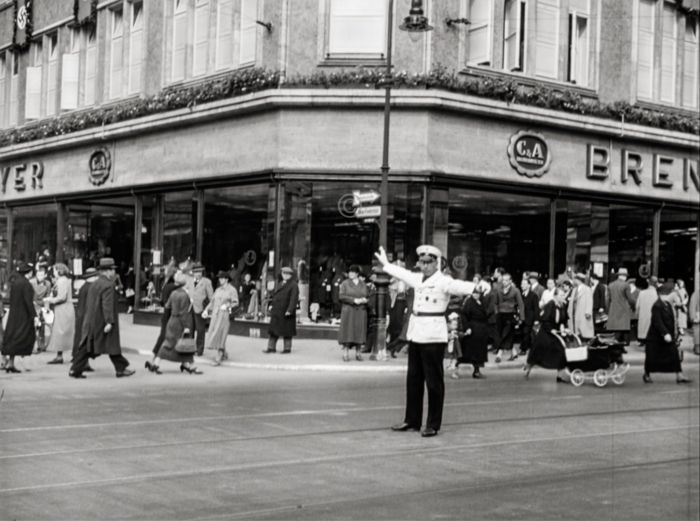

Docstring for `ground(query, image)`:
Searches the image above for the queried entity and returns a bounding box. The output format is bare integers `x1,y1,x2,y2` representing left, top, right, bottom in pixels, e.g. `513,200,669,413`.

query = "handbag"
565,346,588,362
41,308,55,325
174,333,196,354
594,312,608,324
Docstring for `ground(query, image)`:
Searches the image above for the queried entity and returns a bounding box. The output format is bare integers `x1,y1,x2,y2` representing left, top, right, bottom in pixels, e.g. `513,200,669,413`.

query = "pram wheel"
593,369,609,387
570,369,585,387
611,372,625,385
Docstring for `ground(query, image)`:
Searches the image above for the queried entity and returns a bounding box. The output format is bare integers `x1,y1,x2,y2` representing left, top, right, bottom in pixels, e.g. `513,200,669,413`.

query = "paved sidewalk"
117,315,698,373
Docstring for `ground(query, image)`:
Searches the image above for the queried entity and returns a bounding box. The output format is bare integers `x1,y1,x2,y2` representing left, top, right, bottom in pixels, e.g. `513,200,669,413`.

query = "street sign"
355,205,381,218
352,190,380,206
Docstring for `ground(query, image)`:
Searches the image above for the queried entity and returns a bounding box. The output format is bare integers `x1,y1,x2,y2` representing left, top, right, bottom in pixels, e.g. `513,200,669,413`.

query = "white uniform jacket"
382,264,476,344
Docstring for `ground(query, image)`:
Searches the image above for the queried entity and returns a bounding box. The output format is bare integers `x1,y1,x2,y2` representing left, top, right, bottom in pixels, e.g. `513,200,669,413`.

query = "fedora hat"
97,257,117,270
17,262,34,274
280,266,294,275
192,262,205,273
617,267,629,276
216,270,231,280
81,267,98,279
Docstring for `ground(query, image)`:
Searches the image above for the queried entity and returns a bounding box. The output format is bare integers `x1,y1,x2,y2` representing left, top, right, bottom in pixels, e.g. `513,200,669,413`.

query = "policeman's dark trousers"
194,312,207,356
496,313,516,351
267,335,292,352
404,342,446,431
70,344,130,374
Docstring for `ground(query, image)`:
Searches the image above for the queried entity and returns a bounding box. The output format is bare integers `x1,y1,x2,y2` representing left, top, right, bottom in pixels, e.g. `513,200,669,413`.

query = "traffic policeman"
375,245,475,437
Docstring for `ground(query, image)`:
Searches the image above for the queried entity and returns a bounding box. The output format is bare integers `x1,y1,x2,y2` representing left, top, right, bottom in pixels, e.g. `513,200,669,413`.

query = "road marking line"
0,423,696,494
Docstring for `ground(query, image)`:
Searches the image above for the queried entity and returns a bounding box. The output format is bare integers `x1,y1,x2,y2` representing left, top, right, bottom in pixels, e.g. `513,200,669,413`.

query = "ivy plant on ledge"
1,67,698,149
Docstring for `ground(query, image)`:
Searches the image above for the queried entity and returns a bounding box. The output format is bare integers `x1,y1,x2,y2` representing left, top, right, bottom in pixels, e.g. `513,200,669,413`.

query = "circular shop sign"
89,148,111,186
507,130,552,178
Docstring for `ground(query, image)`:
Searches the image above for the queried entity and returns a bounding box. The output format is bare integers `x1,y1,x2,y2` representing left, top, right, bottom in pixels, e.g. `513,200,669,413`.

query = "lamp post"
372,0,432,361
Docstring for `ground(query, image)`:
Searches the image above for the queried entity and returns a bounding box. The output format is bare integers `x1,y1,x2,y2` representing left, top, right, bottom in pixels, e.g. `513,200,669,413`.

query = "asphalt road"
0,354,698,521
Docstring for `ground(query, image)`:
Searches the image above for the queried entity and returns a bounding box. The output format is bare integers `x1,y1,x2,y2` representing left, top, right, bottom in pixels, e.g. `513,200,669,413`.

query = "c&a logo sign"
507,130,552,178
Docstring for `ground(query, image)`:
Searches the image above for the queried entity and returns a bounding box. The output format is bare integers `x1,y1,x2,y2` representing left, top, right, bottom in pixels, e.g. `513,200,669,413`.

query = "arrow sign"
352,190,380,206
355,205,381,218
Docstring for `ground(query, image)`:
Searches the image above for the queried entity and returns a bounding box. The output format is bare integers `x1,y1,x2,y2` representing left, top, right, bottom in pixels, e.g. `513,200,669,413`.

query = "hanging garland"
0,67,697,148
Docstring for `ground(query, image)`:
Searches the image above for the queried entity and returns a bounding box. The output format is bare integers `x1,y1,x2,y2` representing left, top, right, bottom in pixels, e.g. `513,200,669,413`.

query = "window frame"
109,5,125,99
567,0,590,86
323,0,388,62
466,0,494,66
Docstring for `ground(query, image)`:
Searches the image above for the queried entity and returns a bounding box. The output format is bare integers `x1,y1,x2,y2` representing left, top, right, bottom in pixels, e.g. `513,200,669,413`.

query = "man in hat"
606,267,636,345
527,272,544,300
1,263,39,373
72,268,98,368
70,258,134,378
191,262,214,356
264,266,299,354
568,273,594,341
590,272,609,334
375,245,475,438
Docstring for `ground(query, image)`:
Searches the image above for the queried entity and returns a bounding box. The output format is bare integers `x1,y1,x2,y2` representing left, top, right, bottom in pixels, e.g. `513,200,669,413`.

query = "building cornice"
0,89,698,161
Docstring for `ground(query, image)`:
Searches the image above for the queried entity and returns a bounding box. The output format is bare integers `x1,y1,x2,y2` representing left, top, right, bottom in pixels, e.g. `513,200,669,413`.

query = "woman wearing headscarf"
524,286,570,382
338,265,369,362
44,263,75,365
204,271,239,365
145,271,201,374
2,263,38,373
454,283,490,379
643,281,691,384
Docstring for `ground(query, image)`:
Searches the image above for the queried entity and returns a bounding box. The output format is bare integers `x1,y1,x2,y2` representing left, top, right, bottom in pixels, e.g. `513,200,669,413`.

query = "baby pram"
553,332,630,387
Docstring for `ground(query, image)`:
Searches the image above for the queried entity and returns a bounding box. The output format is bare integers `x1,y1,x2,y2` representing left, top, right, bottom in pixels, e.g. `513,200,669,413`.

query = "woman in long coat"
146,272,200,374
151,266,177,356
643,281,691,384
265,267,299,354
2,263,37,373
635,278,658,346
338,265,369,362
456,285,490,378
205,271,238,365
45,263,75,364
525,287,569,382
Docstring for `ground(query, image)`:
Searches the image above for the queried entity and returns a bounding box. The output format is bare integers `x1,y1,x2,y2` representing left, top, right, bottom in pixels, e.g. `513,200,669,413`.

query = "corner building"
1,0,698,337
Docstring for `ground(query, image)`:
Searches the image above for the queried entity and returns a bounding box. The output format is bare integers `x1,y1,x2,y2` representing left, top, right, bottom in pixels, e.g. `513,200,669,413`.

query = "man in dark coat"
69,258,134,378
606,267,636,344
72,268,98,370
643,280,691,384
519,278,540,355
1,263,38,373
263,266,299,354
591,272,608,334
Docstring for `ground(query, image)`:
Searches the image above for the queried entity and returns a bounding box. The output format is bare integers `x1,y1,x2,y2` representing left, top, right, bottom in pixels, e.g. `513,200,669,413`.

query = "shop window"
535,0,559,79
445,188,550,282
682,17,698,108
164,191,196,266
63,198,135,277
128,1,144,94
567,0,590,86
12,204,58,267
504,0,526,72
608,204,654,280
25,41,43,120
110,6,125,99
326,0,387,58
636,0,655,100
660,2,677,103
467,0,493,66
553,200,610,278
658,208,698,293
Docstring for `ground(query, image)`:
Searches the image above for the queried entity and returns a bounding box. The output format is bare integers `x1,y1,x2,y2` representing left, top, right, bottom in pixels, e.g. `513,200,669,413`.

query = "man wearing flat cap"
375,244,475,438
606,267,636,345
70,258,134,378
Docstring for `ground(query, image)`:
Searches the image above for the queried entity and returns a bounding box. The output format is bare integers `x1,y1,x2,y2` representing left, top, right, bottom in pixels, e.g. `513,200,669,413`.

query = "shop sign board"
355,205,381,218
1,161,43,193
352,190,380,206
88,148,111,185
507,130,552,178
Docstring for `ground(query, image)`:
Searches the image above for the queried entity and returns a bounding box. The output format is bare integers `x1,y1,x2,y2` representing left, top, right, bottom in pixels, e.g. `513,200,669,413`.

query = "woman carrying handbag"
145,271,202,374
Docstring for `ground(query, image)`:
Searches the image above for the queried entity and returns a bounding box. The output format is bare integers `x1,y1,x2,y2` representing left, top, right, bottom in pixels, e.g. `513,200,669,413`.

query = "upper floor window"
327,0,387,57
0,52,7,128
85,29,97,106
47,32,59,116
567,0,590,86
535,0,560,79
25,41,43,120
9,51,19,126
504,0,526,71
660,1,678,103
169,0,258,84
636,0,655,99
61,28,81,111
110,6,125,99
682,17,698,108
467,0,493,65
129,1,144,93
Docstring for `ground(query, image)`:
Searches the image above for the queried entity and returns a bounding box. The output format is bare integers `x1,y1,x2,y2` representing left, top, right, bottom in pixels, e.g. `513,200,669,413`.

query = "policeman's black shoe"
116,369,135,378
391,422,420,432
421,427,438,438
643,373,653,384
69,371,85,379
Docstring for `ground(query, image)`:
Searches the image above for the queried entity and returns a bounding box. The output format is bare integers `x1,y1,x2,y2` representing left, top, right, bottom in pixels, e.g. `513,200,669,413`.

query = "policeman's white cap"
416,244,441,259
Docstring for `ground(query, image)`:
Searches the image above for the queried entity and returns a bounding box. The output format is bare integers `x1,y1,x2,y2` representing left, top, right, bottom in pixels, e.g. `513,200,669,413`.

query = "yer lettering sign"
507,131,552,178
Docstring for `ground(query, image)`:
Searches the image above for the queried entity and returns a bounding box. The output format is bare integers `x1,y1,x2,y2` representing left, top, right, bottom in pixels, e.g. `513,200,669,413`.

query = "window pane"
12,204,57,266
328,0,386,55
659,208,698,297
637,0,655,99
164,191,196,265
216,0,234,69
535,0,559,78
